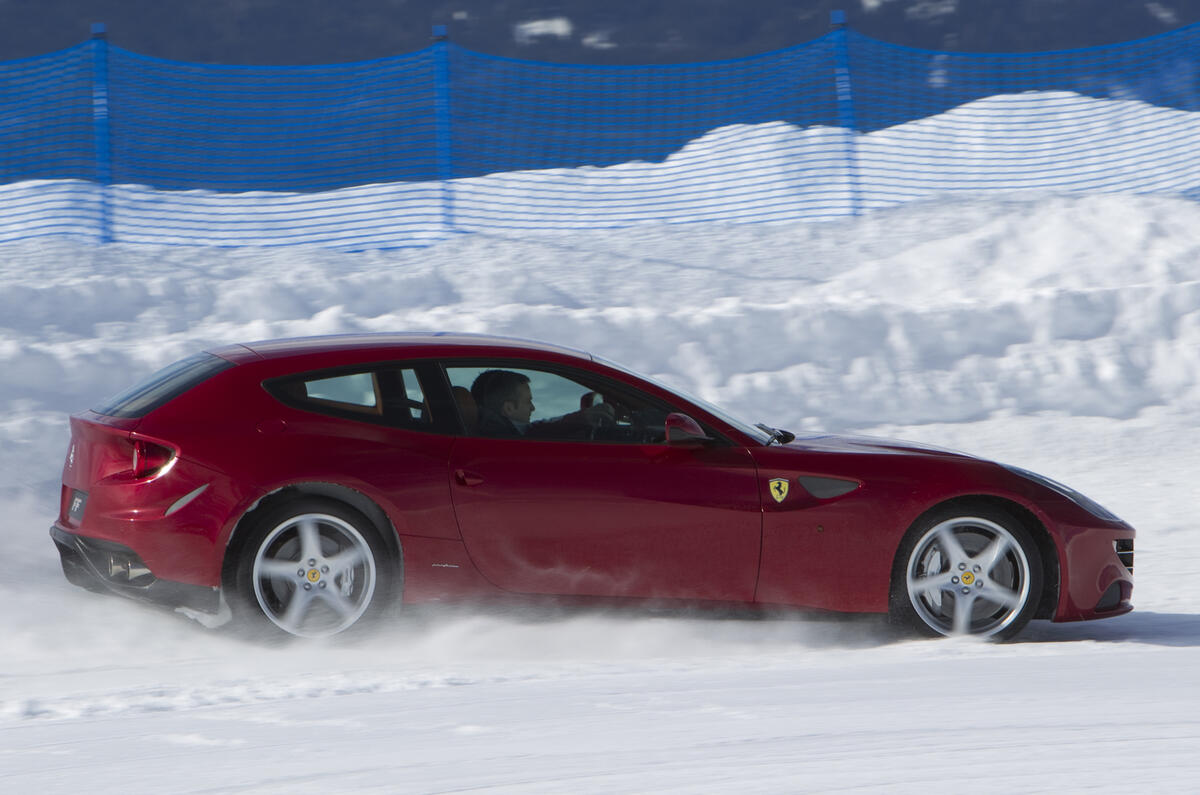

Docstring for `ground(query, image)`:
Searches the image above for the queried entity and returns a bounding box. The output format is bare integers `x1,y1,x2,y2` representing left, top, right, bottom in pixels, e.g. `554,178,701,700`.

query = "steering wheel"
584,402,617,440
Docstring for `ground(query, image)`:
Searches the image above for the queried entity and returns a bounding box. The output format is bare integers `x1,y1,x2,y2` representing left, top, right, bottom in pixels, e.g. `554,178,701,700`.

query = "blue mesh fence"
0,43,100,241
446,39,848,229
847,29,1200,209
104,46,443,247
0,20,1197,249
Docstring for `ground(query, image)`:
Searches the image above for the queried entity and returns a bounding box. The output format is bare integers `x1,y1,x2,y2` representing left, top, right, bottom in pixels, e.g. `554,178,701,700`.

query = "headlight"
1003,465,1121,522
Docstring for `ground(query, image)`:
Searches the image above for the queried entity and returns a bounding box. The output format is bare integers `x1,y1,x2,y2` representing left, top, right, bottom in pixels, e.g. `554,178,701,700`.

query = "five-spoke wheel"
891,506,1043,640
234,499,391,638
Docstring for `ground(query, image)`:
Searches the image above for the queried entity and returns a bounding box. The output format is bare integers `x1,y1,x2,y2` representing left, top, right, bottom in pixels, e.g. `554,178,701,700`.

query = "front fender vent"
796,476,859,500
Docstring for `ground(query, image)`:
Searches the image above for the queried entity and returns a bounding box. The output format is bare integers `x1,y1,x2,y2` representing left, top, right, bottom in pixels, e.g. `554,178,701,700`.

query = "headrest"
451,385,478,430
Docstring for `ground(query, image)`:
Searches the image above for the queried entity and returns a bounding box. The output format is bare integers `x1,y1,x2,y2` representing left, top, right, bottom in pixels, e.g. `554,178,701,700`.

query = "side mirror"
665,412,712,445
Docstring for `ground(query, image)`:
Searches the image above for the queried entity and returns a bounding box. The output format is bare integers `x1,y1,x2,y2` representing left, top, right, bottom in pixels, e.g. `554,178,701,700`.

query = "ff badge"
768,478,790,503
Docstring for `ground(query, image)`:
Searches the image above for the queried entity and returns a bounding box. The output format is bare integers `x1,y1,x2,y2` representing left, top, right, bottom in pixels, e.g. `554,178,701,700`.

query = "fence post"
431,25,455,235
829,11,862,217
90,22,113,243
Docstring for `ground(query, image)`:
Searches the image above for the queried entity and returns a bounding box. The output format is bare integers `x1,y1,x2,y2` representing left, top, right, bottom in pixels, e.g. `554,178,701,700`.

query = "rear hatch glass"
93,352,233,419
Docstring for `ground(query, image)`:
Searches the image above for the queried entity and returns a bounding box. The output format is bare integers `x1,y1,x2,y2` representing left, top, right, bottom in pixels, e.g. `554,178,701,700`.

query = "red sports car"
51,333,1134,639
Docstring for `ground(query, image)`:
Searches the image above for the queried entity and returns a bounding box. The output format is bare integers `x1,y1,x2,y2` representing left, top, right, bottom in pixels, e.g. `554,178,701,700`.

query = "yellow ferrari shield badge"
768,478,790,503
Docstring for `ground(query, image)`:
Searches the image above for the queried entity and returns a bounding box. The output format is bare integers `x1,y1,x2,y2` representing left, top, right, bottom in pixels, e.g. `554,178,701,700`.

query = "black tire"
889,504,1043,640
231,497,396,639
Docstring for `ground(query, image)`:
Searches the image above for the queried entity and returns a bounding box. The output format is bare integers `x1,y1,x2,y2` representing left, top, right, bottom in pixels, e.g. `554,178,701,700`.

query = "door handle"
454,469,484,486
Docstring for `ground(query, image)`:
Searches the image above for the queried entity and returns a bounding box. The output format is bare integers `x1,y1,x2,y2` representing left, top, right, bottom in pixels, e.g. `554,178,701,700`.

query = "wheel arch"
894,494,1060,621
221,482,403,593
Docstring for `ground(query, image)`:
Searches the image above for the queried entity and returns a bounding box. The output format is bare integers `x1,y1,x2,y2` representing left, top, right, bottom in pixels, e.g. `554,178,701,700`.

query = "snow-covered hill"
3,191,1200,790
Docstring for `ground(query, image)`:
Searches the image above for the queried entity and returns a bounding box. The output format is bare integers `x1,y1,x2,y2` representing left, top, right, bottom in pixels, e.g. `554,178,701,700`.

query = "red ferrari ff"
51,333,1134,639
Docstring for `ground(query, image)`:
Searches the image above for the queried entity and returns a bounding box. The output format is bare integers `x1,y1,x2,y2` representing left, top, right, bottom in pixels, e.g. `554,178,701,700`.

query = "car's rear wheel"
234,498,392,638
890,505,1043,640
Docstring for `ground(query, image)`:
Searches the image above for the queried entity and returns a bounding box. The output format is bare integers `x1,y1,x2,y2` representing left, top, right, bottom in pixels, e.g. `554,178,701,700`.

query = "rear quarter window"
294,372,382,415
266,366,434,430
93,353,234,419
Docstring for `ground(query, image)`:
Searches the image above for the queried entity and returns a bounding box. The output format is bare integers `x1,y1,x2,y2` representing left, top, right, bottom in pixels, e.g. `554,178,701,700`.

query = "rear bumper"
50,524,219,614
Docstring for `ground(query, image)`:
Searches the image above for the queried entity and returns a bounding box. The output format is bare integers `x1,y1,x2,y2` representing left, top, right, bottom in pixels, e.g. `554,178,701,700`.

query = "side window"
268,366,433,430
444,363,672,443
304,372,380,412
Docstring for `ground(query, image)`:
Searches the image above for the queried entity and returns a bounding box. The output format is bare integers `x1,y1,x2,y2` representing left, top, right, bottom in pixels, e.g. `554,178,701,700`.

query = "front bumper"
50,525,219,614
1055,524,1135,622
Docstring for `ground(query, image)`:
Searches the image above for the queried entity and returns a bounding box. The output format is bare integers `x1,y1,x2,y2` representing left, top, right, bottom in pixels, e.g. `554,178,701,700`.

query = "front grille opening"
1115,539,1134,575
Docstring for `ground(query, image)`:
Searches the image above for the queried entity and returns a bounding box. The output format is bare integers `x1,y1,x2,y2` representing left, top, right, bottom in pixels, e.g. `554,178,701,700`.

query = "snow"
4,187,1200,786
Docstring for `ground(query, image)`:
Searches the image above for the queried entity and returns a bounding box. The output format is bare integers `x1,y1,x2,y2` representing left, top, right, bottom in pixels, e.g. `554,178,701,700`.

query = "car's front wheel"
234,498,392,638
890,505,1043,640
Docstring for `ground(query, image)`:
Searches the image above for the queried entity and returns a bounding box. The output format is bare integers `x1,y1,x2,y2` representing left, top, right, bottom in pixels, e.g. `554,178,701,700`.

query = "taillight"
131,439,176,479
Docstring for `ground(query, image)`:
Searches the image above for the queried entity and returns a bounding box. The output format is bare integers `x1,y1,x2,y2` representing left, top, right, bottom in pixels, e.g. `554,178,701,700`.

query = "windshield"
592,355,774,445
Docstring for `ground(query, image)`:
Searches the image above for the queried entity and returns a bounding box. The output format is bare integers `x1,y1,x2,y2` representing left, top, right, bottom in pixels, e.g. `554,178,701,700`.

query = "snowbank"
5,193,1200,493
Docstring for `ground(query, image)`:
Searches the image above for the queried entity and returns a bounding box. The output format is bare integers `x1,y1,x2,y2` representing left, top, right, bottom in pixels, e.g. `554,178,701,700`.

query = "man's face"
502,382,534,424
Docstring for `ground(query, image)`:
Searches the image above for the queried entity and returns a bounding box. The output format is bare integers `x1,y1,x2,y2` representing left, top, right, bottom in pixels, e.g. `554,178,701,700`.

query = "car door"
443,361,763,602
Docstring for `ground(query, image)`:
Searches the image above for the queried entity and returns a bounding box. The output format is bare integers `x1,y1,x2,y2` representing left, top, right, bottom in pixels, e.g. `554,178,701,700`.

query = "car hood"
780,432,980,460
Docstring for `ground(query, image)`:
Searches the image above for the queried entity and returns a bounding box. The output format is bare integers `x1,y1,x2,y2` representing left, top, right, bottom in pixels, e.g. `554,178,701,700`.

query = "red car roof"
208,332,594,364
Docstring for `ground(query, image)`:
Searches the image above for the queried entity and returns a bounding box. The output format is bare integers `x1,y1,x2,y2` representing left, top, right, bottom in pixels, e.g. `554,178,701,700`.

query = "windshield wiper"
757,423,796,446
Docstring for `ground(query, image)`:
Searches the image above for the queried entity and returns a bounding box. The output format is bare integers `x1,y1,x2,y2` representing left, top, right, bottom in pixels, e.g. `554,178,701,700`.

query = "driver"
470,369,614,438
